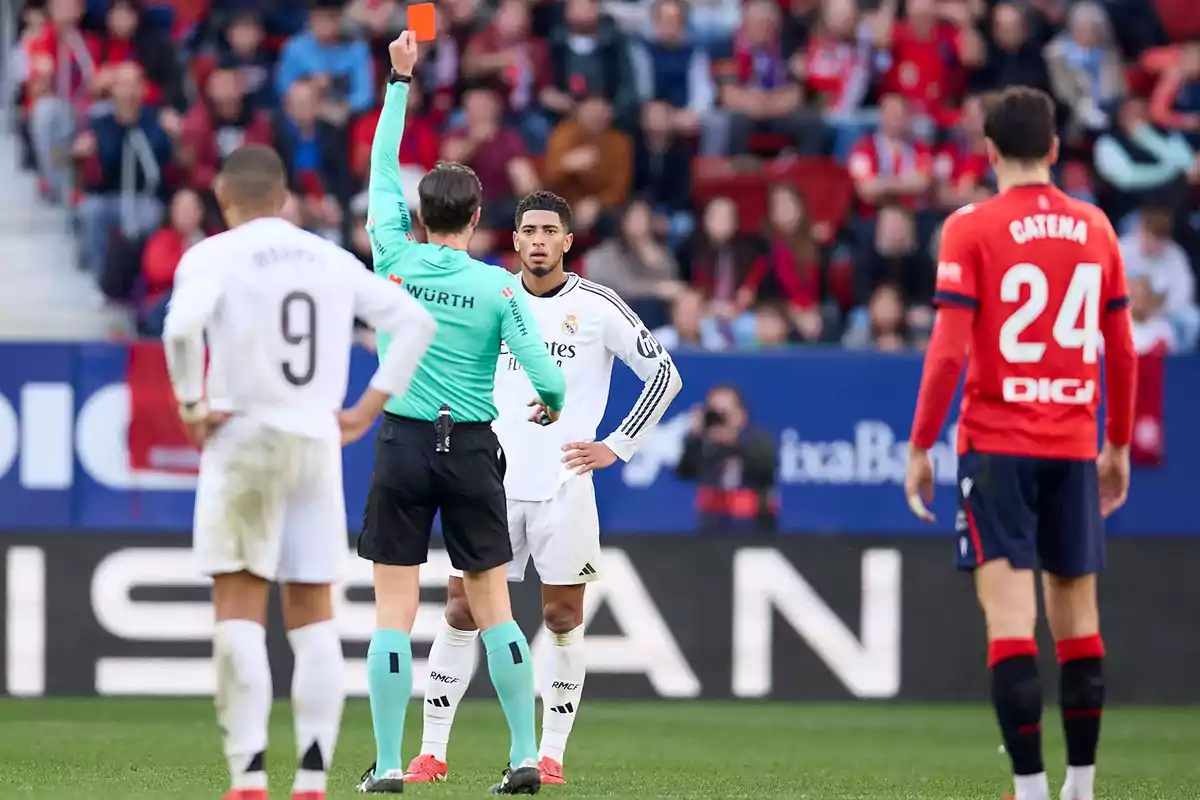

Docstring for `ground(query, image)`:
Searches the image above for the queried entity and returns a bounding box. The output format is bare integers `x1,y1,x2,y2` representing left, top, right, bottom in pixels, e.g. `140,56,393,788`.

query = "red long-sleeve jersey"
911,184,1137,459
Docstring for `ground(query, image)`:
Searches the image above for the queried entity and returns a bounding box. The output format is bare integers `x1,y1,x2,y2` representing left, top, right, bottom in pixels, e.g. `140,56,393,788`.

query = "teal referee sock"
481,621,539,767
367,629,412,775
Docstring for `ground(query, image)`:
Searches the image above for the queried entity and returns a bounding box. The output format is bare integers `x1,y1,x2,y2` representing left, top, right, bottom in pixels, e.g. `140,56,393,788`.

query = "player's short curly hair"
983,86,1056,164
418,161,483,234
514,191,573,231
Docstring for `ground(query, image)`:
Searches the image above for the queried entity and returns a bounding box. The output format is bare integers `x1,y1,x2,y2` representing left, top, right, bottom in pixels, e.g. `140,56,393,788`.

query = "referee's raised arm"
365,32,419,275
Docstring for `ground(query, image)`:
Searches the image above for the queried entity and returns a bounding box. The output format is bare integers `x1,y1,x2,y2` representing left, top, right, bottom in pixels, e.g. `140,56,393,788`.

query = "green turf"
0,699,1198,798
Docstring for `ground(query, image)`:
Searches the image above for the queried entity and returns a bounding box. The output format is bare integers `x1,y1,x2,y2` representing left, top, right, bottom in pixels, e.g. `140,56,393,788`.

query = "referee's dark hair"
215,144,288,214
983,86,1057,164
418,162,484,234
515,191,573,231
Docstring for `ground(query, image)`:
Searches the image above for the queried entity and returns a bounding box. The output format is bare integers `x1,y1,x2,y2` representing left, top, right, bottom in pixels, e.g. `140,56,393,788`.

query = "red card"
408,3,436,42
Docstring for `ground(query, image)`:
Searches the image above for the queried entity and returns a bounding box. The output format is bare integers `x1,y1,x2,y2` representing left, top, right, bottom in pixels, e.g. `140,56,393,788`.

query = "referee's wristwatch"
388,69,412,85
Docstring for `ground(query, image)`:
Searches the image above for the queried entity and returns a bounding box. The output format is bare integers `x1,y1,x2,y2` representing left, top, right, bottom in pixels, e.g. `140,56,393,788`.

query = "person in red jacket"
140,187,209,334
177,67,274,197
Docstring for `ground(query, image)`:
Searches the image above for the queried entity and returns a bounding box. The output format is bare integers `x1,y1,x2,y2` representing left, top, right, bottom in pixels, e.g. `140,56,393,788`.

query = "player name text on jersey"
1008,214,1088,245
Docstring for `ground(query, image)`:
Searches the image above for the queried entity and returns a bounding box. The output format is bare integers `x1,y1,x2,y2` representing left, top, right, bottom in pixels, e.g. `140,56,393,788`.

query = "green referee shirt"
366,81,566,422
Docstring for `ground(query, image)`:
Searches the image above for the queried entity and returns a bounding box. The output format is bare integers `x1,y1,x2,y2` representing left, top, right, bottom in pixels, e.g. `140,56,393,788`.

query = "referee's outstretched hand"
527,399,560,426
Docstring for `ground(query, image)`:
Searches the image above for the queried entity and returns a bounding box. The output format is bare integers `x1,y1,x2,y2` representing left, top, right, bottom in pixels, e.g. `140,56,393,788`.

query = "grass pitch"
1,699,1198,799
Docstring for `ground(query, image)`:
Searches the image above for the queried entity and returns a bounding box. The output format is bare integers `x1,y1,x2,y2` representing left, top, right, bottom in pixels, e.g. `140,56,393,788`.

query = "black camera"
703,409,725,428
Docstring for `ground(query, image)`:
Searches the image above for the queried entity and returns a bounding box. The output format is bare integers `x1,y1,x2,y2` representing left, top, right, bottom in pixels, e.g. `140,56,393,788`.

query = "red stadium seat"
1154,0,1200,41
692,157,854,241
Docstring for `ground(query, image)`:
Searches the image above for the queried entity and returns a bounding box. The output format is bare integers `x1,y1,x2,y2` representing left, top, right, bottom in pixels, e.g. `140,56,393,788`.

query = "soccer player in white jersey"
161,145,436,800
402,191,683,786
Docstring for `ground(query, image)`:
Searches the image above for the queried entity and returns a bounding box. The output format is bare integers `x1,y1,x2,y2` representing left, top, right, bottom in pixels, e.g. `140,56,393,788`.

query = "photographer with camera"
676,385,778,534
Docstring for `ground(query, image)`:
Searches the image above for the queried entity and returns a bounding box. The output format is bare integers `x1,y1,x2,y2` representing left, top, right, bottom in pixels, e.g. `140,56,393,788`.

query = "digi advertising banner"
0,343,1196,534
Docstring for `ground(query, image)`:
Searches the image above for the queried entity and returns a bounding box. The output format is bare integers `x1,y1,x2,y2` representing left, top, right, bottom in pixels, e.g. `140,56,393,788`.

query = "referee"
356,33,566,796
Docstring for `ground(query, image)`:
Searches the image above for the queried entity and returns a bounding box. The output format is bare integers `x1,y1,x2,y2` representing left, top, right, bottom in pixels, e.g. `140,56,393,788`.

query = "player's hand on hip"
527,399,560,426
340,388,388,445
389,30,419,76
1097,442,1130,518
563,441,617,475
904,447,937,523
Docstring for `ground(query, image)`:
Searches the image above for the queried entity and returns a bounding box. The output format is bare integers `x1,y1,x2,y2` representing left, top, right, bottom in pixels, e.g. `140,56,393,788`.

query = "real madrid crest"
562,314,579,335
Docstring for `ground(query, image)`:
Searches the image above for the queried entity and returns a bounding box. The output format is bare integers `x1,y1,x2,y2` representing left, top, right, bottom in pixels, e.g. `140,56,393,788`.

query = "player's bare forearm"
910,307,971,449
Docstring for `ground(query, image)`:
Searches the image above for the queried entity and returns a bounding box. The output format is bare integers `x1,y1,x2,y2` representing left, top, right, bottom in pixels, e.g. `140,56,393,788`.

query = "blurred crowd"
9,0,1200,352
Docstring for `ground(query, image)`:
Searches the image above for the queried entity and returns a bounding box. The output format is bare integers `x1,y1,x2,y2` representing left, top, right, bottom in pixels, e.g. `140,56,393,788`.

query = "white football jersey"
163,217,434,440
493,274,682,501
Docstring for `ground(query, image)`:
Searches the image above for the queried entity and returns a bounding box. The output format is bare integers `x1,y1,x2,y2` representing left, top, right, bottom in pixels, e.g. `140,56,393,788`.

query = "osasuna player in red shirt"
905,87,1137,800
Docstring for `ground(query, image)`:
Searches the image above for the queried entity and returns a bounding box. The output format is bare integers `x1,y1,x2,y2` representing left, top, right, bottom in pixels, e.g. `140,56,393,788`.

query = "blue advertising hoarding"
0,343,1195,534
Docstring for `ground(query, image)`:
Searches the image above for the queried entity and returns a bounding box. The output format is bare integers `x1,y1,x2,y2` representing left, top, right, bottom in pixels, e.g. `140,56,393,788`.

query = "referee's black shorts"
359,413,510,573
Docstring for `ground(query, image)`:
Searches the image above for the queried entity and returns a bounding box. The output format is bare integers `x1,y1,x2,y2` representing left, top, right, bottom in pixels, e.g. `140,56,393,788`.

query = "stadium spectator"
632,101,694,248
274,79,349,241
740,184,825,343
798,0,876,153
218,12,277,111
93,0,183,110
1044,1,1126,135
349,78,438,198
748,303,796,347
704,0,828,157
652,287,732,351
440,85,539,240
585,199,683,329
24,0,101,202
544,0,639,129
1093,95,1196,226
1120,206,1200,350
847,93,934,233
629,0,714,137
177,67,274,198
1128,274,1179,355
934,93,994,211
876,0,984,128
347,190,374,269
275,0,374,118
1149,41,1200,147
342,0,406,85
139,187,208,335
683,197,763,321
676,385,778,534
461,0,554,148
74,63,171,276
853,203,933,313
843,282,909,350
968,2,1053,95
544,94,632,237
780,0,822,54
441,0,493,47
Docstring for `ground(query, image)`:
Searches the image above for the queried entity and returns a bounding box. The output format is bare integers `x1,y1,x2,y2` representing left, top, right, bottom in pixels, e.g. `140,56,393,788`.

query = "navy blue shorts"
955,451,1104,577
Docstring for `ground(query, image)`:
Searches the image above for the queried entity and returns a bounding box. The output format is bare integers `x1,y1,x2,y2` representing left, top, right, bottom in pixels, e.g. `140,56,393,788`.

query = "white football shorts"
450,475,601,585
193,417,346,584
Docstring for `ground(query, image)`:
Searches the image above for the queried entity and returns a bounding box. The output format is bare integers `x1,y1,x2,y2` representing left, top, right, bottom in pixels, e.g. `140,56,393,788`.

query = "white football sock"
288,619,345,793
1061,765,1095,800
539,625,585,764
214,619,272,791
419,623,479,761
1014,772,1051,800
